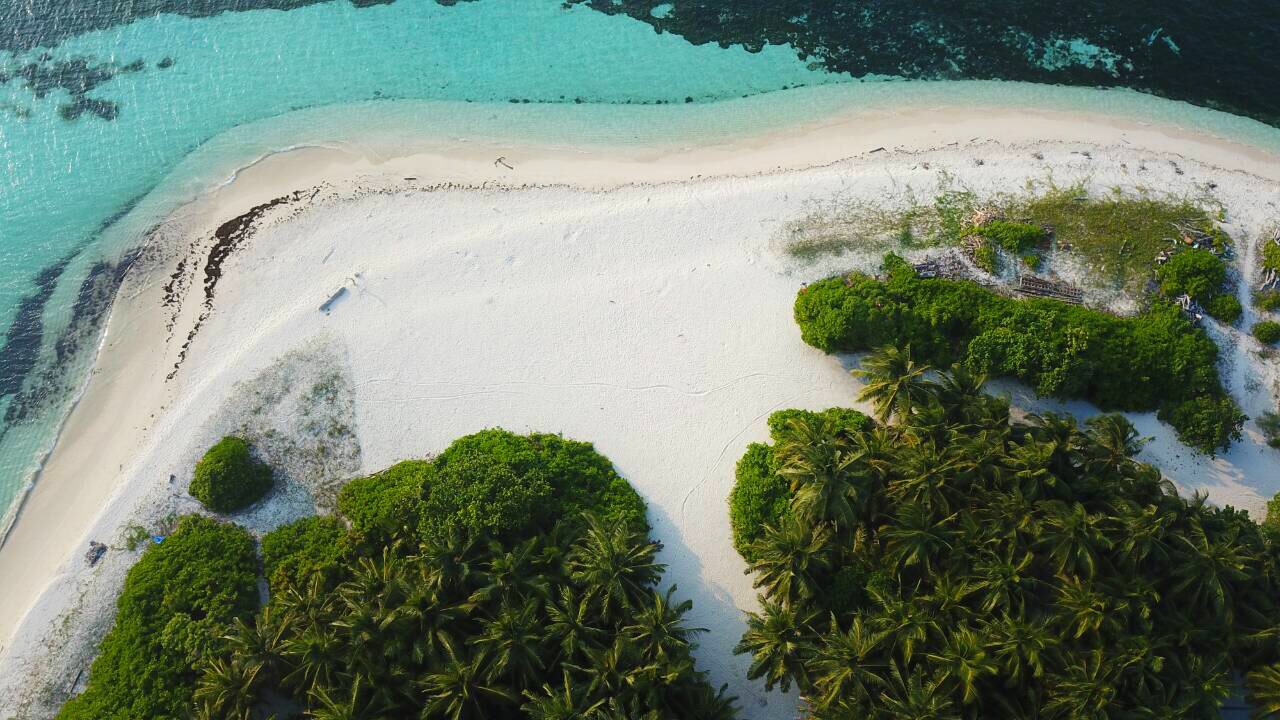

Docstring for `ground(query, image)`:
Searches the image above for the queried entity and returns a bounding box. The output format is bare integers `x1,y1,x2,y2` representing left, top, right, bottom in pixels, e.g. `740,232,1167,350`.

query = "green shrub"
1264,241,1280,272
1157,395,1247,453
337,460,431,540
1255,320,1280,345
1261,412,1280,449
973,240,999,274
189,436,273,513
1022,253,1042,271
261,516,348,589
1256,290,1280,312
1206,293,1243,324
57,516,257,720
977,220,1045,252
729,443,788,561
419,430,646,542
795,255,1242,453
1157,249,1227,302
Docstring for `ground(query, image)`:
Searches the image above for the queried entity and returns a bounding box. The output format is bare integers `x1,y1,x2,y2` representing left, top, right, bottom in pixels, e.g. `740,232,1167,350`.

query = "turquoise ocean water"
3,0,1280,538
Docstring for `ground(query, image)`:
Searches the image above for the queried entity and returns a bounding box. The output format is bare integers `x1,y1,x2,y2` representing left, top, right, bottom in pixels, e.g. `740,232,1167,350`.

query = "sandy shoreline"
3,98,1280,717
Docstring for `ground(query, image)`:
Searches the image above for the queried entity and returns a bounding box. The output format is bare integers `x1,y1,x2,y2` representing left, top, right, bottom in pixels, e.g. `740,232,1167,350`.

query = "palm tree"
877,663,960,720
309,674,392,720
567,514,663,620
924,625,998,705
623,585,703,662
545,585,605,661
881,502,955,574
734,596,819,692
471,597,548,686
1246,663,1280,716
1085,414,1148,470
521,671,606,719
420,645,519,720
193,656,261,720
853,345,933,423
809,616,889,710
776,417,862,529
747,517,833,606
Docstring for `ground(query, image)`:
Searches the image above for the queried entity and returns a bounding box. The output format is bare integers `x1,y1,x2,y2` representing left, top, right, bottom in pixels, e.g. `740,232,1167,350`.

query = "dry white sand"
3,101,1280,718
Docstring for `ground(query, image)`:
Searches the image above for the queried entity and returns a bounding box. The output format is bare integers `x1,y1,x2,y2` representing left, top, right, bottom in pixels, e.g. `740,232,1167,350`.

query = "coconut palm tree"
472,597,548,686
420,645,520,720
735,597,819,692
748,517,833,606
568,514,663,620
853,345,933,423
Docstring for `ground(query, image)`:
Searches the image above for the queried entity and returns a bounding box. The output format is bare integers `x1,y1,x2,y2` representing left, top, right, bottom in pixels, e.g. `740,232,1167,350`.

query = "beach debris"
494,156,514,170
913,253,970,280
319,286,348,315
869,146,886,154
152,535,165,545
1175,293,1205,322
84,541,107,567
1016,275,1084,305
967,207,1003,227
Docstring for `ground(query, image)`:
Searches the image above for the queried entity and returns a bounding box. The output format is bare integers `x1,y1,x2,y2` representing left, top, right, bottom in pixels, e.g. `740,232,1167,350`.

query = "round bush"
1255,320,1280,345
189,436,273,513
1205,293,1243,324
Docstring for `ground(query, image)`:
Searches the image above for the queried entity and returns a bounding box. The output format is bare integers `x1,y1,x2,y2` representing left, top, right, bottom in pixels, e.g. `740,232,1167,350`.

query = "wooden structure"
1016,275,1083,305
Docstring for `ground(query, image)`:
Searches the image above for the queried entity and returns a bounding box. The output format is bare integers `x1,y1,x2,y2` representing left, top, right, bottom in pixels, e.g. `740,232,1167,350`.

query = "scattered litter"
319,286,348,315
84,541,107,567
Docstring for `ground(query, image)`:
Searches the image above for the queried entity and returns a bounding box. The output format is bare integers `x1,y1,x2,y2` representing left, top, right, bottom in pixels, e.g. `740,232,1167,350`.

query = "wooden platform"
1016,275,1083,305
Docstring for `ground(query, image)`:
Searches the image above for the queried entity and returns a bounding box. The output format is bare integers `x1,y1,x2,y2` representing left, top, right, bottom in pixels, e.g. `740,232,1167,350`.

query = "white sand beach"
4,97,1280,717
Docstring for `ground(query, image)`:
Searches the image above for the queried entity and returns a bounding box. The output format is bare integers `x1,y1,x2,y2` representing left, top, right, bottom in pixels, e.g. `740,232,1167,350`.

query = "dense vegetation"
1259,290,1280,313
56,517,259,720
730,353,1280,718
1255,320,1280,345
187,429,732,720
795,255,1244,453
189,436,274,513
1156,248,1241,324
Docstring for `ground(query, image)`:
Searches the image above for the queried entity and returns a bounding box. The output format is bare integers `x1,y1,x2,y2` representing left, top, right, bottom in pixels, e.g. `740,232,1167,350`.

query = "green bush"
189,436,273,513
261,515,348,589
1022,252,1042,271
973,240,999,274
1261,412,1280,449
337,459,431,540
57,516,257,720
729,443,788,561
732,390,1280,718
977,220,1045,252
419,429,647,542
1206,293,1243,324
338,430,647,545
1257,290,1280,312
1255,320,1280,345
1264,241,1280,273
1157,249,1227,302
794,255,1243,453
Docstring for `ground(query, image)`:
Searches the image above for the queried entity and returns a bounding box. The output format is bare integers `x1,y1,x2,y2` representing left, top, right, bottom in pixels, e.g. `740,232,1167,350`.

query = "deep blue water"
1,0,1280,532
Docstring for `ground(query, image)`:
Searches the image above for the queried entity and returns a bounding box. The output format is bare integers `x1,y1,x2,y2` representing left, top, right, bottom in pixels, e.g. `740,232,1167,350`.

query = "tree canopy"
794,254,1244,453
189,429,732,720
731,353,1280,719
56,516,259,720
